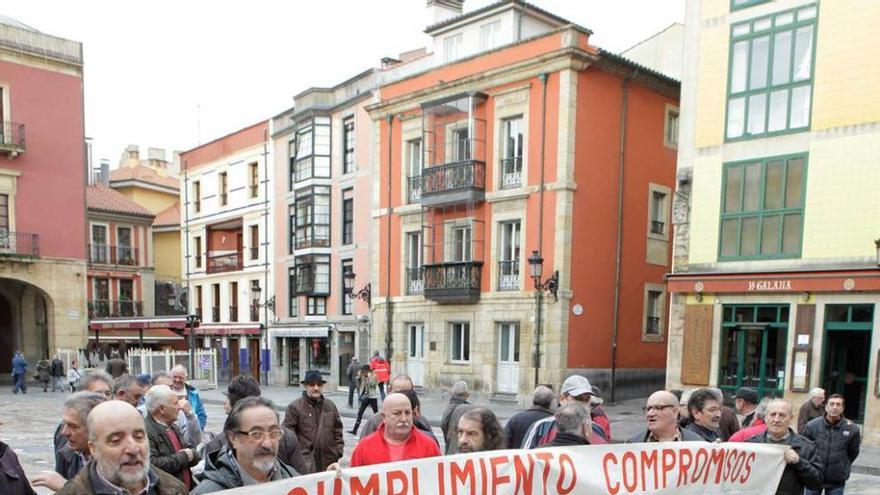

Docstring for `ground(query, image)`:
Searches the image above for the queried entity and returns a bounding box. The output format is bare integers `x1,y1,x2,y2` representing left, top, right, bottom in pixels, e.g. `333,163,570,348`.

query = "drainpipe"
610,69,637,403
183,161,194,378
385,115,394,364
534,72,548,388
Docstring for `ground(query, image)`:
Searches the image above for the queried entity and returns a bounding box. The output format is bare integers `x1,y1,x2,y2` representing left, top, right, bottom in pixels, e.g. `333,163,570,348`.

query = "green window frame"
731,0,771,11
719,304,790,398
719,153,807,261
725,4,817,141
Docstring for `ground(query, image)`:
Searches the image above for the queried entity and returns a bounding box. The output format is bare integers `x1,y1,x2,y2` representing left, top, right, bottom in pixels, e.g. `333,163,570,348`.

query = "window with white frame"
479,20,501,50
192,181,201,212
406,231,423,295
452,127,470,162
307,296,326,316
342,117,355,174
644,288,664,339
664,106,679,148
444,33,463,63
341,259,353,315
501,116,523,188
449,322,470,362
117,227,134,265
295,186,331,249
450,225,472,262
90,224,108,263
342,188,353,245
650,190,668,236
295,254,330,295
407,138,422,203
287,268,297,317
498,220,521,291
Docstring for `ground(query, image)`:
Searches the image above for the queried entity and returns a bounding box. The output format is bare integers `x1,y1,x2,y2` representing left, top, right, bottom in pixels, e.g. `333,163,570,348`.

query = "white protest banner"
217,442,786,495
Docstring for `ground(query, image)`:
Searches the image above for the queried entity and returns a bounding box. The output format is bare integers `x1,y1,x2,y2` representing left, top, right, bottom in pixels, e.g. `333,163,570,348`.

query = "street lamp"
527,250,559,388
186,313,200,378
875,238,880,266
251,284,275,384
343,271,371,306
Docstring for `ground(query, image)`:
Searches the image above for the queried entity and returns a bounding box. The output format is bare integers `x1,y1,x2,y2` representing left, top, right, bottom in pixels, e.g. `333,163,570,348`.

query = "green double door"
823,304,873,423
719,305,789,398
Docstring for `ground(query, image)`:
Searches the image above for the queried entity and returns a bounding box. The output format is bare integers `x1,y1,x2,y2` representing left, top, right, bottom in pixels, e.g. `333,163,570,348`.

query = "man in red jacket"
369,352,391,401
348,393,439,467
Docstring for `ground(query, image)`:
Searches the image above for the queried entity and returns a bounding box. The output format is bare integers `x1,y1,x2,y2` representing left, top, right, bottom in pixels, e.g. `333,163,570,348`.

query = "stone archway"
0,277,54,376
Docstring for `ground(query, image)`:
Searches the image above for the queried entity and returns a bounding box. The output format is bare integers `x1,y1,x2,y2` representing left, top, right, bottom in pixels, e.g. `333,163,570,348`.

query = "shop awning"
667,269,880,294
89,317,188,330
187,324,261,336
269,326,329,338
88,328,184,342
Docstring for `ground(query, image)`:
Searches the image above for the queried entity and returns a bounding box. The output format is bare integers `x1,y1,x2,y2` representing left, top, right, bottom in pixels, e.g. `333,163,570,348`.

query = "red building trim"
667,269,880,294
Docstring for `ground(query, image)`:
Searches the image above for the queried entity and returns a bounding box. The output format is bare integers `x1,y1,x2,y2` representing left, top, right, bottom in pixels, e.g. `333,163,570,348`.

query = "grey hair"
808,388,825,399
112,374,140,395
532,385,555,409
224,396,279,437
679,389,693,406
451,380,469,399
754,397,772,420
170,364,188,377
64,392,107,428
76,370,113,392
145,384,177,414
388,374,414,392
555,402,591,435
151,371,170,385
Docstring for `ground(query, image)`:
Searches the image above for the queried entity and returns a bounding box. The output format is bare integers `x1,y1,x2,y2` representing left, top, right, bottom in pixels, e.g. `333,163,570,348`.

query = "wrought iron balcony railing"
423,261,482,304
497,260,520,291
650,220,665,235
646,316,661,335
206,252,243,274
405,267,424,295
88,300,143,319
0,121,26,155
0,230,39,257
229,305,238,322
212,306,221,322
421,160,485,207
407,176,422,204
89,244,139,265
500,156,523,189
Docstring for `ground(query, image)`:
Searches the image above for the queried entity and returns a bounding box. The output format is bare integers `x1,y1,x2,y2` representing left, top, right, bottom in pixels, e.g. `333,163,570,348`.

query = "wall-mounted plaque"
681,304,713,385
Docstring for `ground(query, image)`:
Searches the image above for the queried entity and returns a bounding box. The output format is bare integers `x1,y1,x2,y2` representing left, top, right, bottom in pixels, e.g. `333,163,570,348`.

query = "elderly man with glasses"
193,397,299,493
628,391,704,443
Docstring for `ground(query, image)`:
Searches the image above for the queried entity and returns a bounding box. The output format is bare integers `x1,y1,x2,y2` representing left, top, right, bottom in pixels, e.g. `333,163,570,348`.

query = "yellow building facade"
668,0,880,446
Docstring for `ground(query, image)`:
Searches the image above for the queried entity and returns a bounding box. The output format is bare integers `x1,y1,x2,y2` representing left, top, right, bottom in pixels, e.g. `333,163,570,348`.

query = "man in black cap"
734,387,760,428
282,370,343,473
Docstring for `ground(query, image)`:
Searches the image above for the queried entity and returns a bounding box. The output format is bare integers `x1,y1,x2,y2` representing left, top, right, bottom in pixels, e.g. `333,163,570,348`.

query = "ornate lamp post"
528,250,559,387
250,284,275,383
343,271,371,306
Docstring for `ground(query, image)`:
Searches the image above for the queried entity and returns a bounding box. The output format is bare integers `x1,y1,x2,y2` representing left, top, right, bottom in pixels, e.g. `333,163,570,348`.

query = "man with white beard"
193,397,299,493
56,401,186,494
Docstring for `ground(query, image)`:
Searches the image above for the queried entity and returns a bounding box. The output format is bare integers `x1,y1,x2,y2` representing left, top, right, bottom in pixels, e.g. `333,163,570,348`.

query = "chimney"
147,147,168,173
120,144,139,168
99,160,110,186
427,0,463,26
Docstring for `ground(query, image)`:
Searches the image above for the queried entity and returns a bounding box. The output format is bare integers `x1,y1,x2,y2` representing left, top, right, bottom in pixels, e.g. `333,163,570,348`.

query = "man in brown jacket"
283,370,343,473
57,401,186,495
144,385,199,491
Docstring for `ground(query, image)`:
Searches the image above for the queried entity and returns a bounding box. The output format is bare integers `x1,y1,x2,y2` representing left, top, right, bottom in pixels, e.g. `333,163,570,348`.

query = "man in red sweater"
349,393,439,467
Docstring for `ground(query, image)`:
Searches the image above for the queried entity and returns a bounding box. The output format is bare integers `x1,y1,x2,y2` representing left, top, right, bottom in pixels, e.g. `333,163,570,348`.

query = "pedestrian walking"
369,351,390,401
503,385,555,449
747,399,823,495
50,355,65,392
801,394,861,495
349,365,378,435
36,358,51,393
11,350,28,394
282,370,344,473
346,357,360,408
67,361,82,393
440,381,472,455
798,388,826,433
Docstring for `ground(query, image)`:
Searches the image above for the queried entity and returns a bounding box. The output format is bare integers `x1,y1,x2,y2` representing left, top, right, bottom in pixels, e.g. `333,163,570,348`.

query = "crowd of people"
0,349,865,495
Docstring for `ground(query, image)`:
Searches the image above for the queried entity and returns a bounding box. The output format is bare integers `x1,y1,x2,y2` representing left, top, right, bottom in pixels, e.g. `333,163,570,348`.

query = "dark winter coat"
55,444,86,482
203,427,311,475
191,447,298,494
105,358,128,379
55,460,186,495
0,441,36,495
503,406,553,449
440,398,471,454
145,414,199,487
801,415,861,486
686,422,720,442
747,429,823,495
626,426,706,443
547,432,590,447
50,358,65,377
797,399,825,433
720,405,741,441
36,360,51,382
282,392,344,473
11,354,27,375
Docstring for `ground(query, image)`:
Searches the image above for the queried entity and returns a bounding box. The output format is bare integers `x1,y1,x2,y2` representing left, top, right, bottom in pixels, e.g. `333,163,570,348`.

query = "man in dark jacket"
50,355,65,392
440,380,471,454
105,357,128,379
56,400,186,495
11,351,28,394
801,394,860,495
798,388,825,433
504,385,555,448
282,370,343,473
193,397,298,493
144,385,199,491
547,403,592,447
628,391,705,443
685,388,723,442
203,375,310,474
747,399,823,495
734,387,760,428
346,357,360,408
1,437,36,495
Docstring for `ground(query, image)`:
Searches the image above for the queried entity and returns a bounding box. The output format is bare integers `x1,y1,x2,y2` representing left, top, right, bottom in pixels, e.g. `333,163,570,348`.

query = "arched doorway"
0,277,54,378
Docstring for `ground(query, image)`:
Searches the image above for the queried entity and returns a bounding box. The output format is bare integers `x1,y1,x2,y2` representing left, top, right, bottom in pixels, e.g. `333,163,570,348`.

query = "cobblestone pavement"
1,388,876,494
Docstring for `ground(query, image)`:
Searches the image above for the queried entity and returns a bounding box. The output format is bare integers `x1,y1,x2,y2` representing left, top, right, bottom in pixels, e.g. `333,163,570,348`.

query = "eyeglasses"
235,429,284,442
643,405,677,413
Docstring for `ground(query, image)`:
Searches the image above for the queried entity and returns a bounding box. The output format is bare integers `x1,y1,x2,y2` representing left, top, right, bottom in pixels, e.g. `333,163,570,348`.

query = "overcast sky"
4,0,684,168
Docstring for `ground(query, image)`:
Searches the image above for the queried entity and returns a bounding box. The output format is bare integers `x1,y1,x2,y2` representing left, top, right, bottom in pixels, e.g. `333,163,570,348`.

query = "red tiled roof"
87,184,155,218
109,165,180,191
153,202,180,228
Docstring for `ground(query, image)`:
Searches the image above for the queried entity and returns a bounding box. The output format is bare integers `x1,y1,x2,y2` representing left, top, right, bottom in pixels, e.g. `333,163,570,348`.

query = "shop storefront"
192,323,262,382
89,317,188,353
667,269,880,442
269,326,332,387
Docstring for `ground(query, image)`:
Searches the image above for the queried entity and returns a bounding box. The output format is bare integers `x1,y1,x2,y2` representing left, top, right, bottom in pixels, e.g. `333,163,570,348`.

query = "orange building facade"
369,4,679,401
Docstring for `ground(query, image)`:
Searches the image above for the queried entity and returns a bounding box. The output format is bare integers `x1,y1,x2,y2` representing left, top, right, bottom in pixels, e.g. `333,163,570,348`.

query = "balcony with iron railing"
646,316,661,335
194,307,203,322
500,156,522,189
0,231,39,257
405,267,424,295
420,156,486,208
89,244,139,266
250,304,260,322
229,305,238,322
407,176,422,204
212,306,220,322
650,220,665,235
423,261,483,304
497,260,520,291
88,300,144,319
206,252,243,274
0,122,26,157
